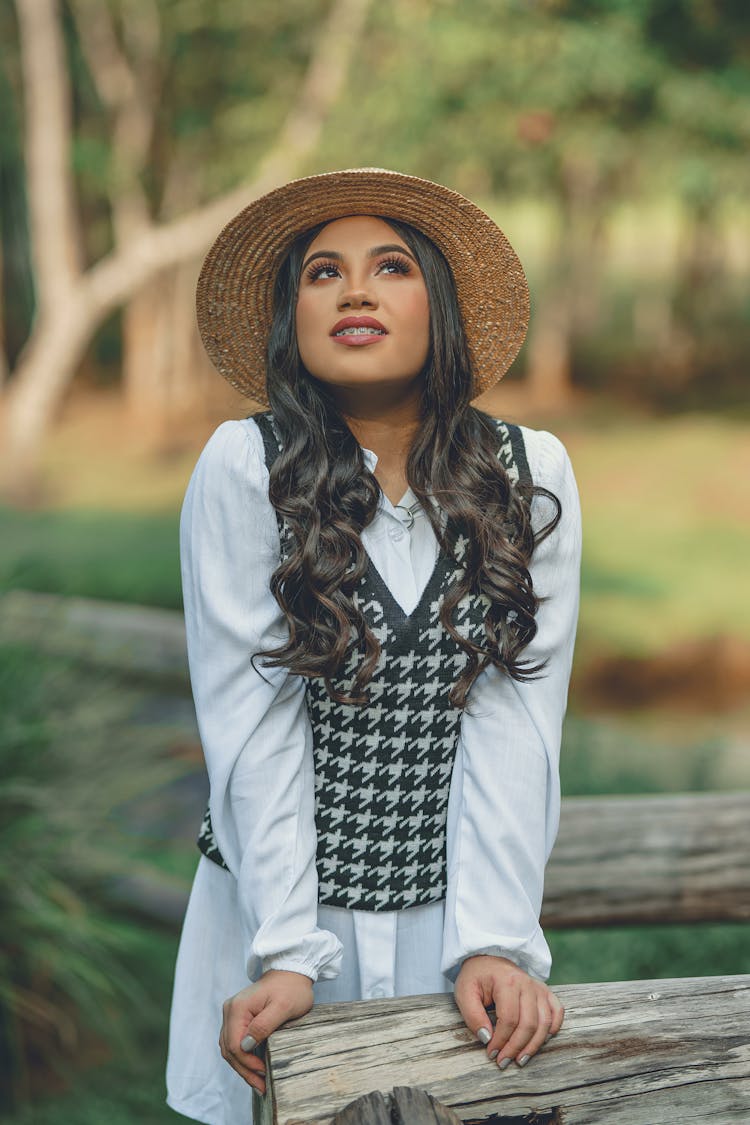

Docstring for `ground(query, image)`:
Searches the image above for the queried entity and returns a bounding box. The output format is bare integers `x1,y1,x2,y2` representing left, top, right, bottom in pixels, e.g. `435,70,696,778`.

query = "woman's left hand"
454,954,564,1069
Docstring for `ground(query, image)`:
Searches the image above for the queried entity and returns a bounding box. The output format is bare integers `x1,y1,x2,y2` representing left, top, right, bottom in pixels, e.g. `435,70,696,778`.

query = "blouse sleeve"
442,429,582,983
180,419,343,983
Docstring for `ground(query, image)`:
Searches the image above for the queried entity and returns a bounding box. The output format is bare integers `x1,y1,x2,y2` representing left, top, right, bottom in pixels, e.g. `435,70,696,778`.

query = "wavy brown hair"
252,217,561,710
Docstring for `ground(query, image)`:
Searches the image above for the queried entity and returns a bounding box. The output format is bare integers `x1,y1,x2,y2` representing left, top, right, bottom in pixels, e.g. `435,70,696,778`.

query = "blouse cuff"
248,931,344,984
443,925,552,985
260,953,338,983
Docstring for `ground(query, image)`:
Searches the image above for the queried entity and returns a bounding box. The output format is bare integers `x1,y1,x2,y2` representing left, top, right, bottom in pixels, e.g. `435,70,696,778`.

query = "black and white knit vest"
196,411,531,911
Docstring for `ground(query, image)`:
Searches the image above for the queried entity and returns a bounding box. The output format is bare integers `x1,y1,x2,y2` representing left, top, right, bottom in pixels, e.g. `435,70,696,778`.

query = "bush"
0,643,188,1111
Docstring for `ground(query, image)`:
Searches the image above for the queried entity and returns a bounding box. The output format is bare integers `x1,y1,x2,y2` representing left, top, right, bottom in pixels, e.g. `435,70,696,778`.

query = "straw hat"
196,168,530,406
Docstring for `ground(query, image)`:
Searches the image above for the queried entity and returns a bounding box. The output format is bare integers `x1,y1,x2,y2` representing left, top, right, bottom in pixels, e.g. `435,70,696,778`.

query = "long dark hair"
252,216,561,710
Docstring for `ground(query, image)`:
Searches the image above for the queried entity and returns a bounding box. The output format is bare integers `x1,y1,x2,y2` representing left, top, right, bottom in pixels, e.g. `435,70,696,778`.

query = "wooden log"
104,788,750,931
544,790,750,926
289,1086,464,1124
0,589,189,684
262,974,750,1124
390,1087,463,1124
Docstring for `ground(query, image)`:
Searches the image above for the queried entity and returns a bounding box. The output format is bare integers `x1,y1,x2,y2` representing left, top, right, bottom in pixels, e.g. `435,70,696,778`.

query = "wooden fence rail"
544,790,750,927
0,589,189,682
256,975,750,1125
101,788,750,930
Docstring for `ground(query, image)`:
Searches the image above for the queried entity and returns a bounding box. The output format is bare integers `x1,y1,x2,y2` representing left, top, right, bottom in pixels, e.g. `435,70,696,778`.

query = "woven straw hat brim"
196,168,530,406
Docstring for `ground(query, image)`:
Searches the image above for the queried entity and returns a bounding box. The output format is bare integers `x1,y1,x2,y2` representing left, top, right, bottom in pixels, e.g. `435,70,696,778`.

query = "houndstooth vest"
196,410,531,911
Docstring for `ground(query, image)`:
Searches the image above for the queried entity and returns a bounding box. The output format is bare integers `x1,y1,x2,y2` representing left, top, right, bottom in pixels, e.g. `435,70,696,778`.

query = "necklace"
393,501,422,530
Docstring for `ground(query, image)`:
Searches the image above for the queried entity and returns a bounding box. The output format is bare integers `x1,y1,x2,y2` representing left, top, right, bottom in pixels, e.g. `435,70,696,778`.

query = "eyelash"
304,254,412,282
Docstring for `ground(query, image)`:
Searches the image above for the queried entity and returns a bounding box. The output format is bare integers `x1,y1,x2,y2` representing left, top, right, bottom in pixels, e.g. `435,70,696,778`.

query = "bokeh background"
1,0,748,1120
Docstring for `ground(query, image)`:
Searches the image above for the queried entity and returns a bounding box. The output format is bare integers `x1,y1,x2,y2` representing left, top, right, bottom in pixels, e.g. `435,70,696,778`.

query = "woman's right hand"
219,968,314,1094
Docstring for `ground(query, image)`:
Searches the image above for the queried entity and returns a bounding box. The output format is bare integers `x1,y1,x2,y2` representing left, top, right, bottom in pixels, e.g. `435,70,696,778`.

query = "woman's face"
295,216,430,406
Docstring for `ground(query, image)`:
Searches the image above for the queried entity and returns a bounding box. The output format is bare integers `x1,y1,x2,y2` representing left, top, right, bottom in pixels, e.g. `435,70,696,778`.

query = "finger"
496,985,538,1067
488,984,520,1057
227,1053,267,1094
453,979,494,1046
548,991,565,1036
219,1022,266,1093
516,994,552,1065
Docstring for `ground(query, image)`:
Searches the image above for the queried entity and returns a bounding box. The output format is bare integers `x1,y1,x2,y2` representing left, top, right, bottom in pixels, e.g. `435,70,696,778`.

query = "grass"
0,643,191,1117
0,926,185,1125
564,412,750,658
0,507,181,609
549,920,750,987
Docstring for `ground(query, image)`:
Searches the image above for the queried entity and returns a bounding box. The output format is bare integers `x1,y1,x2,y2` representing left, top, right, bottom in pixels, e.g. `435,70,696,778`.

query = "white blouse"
167,416,581,1125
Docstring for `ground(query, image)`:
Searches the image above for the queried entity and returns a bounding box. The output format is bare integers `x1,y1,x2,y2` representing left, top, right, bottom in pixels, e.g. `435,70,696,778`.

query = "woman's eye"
306,262,340,281
376,256,411,276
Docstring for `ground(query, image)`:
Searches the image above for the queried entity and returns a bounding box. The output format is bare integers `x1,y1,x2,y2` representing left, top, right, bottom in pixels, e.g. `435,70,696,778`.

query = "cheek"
404,287,431,354
295,294,318,362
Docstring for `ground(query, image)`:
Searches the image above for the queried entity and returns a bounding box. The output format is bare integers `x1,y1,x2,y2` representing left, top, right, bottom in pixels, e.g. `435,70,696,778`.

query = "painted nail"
489,1049,499,1060
498,1057,511,1071
518,1054,530,1067
477,1027,492,1045
240,1035,257,1052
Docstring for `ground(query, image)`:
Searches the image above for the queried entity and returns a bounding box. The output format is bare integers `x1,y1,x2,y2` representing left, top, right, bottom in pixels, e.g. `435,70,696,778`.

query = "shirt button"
389,526,405,542
370,986,386,999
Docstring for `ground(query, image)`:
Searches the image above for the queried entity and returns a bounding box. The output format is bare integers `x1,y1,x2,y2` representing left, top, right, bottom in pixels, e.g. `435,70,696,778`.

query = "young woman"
166,169,581,1125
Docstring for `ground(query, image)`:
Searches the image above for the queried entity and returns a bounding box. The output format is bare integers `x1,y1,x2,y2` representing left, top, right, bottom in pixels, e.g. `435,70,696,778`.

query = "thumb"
240,997,288,1052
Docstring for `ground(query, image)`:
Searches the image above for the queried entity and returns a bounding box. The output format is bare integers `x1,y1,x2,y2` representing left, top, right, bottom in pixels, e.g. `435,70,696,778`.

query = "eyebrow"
301,243,418,272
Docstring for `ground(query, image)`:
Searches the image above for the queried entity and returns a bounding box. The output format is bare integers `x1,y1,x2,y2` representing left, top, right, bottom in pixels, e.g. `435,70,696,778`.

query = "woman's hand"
454,954,564,1070
219,969,314,1095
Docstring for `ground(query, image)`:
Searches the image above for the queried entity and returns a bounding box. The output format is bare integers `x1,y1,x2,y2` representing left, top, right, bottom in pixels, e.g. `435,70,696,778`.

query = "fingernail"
498,1057,511,1070
518,1054,530,1067
240,1035,257,1052
545,1033,552,1043
489,1048,499,1060
477,1027,491,1045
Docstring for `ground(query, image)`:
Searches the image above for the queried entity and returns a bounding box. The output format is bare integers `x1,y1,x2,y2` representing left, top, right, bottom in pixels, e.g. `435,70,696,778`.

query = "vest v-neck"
361,540,451,629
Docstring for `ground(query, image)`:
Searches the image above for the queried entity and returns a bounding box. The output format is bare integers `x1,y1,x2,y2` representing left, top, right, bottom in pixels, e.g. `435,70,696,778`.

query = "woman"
167,169,581,1124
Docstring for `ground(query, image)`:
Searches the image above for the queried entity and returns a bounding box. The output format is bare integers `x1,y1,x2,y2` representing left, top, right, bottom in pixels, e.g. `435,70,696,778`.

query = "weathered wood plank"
265,975,750,1125
0,589,189,683
391,1086,463,1124
545,791,750,926
301,1086,465,1124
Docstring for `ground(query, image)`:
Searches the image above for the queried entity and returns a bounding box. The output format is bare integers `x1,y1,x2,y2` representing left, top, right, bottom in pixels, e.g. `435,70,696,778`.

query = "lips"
331,316,387,338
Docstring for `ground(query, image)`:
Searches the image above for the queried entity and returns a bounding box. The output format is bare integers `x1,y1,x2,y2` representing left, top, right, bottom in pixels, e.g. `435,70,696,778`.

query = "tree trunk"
525,156,608,408
1,0,373,497
524,287,573,409
122,260,211,438
1,296,97,498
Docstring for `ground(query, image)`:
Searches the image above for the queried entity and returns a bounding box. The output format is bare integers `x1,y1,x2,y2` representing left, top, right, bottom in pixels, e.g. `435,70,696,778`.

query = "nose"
336,281,378,311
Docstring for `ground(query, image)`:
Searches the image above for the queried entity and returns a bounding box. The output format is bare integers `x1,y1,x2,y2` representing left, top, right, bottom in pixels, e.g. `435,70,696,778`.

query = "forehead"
305,215,405,252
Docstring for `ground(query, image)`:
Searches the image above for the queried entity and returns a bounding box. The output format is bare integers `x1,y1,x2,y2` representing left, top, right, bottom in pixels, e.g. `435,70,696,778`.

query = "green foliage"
550,920,750,985
561,713,728,796
0,507,181,609
0,643,188,1110
3,0,749,404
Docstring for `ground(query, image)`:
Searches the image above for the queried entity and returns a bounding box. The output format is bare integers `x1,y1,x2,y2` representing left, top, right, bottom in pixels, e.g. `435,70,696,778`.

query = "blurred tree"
0,0,372,496
313,0,749,403
2,0,748,494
